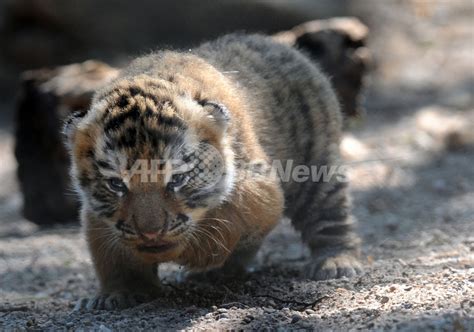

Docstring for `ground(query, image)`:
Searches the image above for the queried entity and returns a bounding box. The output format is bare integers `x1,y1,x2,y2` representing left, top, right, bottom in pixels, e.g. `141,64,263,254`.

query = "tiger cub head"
64,75,235,261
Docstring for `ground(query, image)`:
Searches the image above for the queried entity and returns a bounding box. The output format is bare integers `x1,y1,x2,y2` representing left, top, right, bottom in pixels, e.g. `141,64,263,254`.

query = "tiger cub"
65,34,362,310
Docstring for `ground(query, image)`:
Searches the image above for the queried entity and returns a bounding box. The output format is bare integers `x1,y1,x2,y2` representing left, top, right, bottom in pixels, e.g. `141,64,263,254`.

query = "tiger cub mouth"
137,241,177,253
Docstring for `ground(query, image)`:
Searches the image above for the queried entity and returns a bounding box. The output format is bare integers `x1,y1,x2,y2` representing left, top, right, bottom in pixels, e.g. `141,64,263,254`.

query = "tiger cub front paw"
305,253,363,281
74,291,152,311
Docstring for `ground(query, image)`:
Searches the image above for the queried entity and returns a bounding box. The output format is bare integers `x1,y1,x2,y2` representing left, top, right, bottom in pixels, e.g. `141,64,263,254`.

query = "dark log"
14,19,370,225
14,61,119,225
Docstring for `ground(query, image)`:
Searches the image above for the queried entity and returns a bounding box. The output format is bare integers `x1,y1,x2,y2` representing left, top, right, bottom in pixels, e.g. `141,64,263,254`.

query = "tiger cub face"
64,75,235,260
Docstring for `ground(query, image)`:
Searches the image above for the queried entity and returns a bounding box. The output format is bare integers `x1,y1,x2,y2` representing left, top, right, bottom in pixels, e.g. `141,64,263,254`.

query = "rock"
380,296,390,304
274,17,371,119
291,314,301,323
415,107,474,152
242,315,254,324
340,134,370,161
99,324,112,332
216,313,229,320
305,309,316,315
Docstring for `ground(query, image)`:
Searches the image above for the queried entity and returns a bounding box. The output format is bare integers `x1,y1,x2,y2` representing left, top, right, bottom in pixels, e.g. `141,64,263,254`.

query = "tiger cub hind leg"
291,179,363,280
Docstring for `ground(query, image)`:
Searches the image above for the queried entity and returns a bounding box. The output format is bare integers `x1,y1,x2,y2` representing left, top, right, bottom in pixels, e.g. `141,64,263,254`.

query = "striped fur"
66,34,361,310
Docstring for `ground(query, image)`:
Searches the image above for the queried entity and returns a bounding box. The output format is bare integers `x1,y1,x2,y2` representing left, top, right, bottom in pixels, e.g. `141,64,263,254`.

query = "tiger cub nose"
142,231,160,240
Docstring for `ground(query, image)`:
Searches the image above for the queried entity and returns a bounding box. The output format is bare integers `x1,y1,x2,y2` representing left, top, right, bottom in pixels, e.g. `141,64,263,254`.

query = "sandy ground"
1,1,473,330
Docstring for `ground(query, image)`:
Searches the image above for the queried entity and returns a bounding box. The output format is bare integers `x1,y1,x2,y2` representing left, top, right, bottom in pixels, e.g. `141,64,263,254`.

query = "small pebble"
305,309,316,315
263,307,275,313
216,313,229,320
99,324,112,332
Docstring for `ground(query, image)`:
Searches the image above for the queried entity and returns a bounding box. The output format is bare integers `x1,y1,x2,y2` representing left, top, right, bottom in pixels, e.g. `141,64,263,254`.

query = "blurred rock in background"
274,17,370,118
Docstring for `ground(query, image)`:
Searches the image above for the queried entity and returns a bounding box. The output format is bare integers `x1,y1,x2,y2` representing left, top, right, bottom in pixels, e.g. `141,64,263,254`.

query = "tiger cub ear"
201,101,230,134
62,109,88,147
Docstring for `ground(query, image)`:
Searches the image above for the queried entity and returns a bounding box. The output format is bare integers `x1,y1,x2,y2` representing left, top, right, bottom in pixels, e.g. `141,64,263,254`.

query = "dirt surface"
1,1,473,330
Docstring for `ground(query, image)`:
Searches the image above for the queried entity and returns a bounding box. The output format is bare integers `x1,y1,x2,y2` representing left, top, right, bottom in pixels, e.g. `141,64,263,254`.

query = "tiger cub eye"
107,177,127,192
